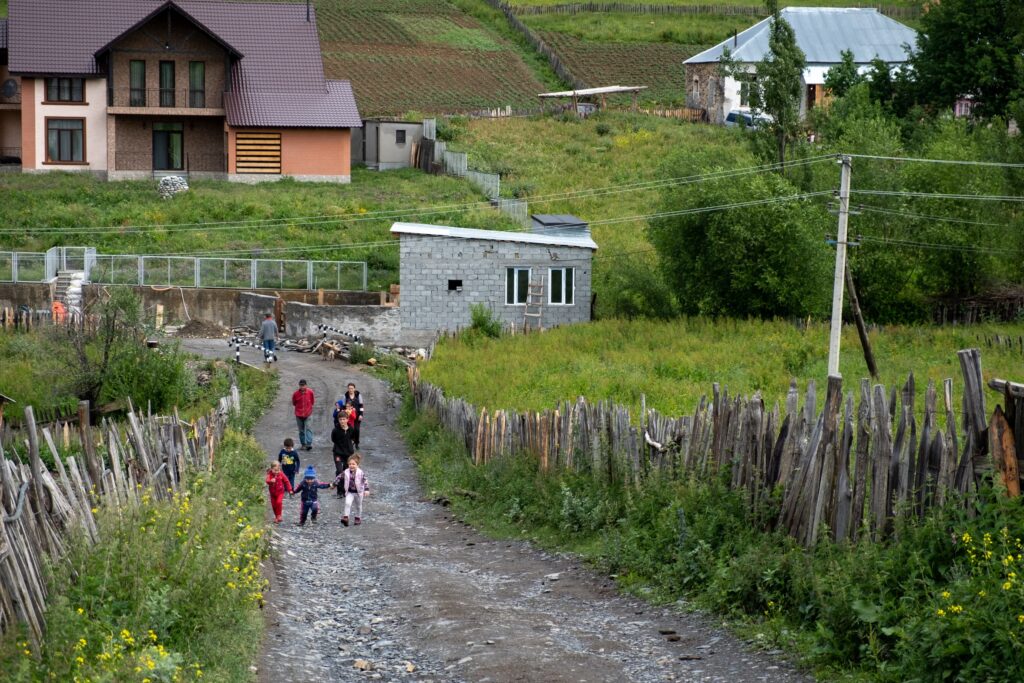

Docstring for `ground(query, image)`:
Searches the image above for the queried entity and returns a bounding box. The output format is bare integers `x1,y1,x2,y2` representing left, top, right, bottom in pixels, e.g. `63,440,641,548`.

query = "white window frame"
548,267,575,306
505,267,530,305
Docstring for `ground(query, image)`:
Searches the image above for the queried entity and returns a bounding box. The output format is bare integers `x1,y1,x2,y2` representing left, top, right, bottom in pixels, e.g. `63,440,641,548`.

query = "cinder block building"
390,218,597,335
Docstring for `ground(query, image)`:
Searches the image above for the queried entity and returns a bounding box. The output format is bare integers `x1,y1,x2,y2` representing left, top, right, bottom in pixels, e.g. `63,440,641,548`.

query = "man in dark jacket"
259,313,278,362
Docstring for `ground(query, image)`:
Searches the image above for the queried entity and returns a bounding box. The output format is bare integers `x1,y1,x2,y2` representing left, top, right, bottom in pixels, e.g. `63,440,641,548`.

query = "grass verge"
400,396,1024,681
0,372,277,682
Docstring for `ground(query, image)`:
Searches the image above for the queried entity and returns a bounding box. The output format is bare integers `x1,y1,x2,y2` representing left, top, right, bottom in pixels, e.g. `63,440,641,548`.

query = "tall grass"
421,317,1024,417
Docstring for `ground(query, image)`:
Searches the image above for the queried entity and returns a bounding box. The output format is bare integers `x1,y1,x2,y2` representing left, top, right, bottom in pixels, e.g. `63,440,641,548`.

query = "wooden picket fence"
0,389,240,643
410,349,1023,547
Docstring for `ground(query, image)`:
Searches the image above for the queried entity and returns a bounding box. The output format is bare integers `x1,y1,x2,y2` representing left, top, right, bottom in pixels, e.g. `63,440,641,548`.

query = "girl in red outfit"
265,461,293,523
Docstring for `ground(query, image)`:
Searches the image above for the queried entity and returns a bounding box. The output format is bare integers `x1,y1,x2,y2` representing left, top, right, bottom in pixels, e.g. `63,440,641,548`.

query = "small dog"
320,342,338,362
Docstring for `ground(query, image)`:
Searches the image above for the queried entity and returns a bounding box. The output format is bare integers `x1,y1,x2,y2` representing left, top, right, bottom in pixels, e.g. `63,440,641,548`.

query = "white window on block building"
506,267,530,305
549,267,574,305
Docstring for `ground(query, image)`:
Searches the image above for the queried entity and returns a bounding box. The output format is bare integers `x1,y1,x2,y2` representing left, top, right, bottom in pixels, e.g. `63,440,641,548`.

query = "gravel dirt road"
183,339,812,683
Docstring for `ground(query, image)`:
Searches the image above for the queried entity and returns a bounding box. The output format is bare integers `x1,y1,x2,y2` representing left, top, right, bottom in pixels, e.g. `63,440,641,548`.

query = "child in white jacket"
335,455,369,526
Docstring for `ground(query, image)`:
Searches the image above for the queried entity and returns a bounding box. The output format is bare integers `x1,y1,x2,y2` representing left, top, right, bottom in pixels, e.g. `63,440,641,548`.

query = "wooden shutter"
235,131,281,173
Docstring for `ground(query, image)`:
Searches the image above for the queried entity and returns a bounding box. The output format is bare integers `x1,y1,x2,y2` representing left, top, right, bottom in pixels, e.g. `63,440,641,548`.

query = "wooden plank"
989,406,1020,496
850,380,871,542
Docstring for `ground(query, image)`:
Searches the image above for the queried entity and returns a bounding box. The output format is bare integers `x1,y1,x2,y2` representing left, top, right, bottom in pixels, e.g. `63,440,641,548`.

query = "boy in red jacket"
265,461,293,523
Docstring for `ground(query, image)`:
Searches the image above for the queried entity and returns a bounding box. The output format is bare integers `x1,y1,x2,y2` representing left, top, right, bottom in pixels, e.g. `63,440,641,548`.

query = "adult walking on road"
342,382,364,449
291,379,315,450
330,413,355,478
259,312,278,362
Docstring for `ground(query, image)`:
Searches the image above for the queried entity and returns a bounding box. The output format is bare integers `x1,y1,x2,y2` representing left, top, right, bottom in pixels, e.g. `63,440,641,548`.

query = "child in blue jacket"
290,466,331,525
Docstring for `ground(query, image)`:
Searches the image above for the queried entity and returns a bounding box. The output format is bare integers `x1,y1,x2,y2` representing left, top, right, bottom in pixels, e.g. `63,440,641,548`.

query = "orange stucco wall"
20,78,35,168
226,126,351,177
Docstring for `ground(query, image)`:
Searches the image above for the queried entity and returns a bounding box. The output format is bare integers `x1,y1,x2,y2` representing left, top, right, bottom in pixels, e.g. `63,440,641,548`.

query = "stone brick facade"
684,62,726,124
397,233,593,334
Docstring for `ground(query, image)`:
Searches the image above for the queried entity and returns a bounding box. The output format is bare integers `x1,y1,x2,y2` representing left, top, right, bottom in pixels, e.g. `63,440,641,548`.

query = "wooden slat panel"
236,131,280,174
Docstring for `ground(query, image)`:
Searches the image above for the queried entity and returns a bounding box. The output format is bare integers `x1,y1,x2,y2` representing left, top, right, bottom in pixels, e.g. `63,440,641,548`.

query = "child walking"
334,455,369,527
291,465,331,526
265,461,293,524
277,438,300,488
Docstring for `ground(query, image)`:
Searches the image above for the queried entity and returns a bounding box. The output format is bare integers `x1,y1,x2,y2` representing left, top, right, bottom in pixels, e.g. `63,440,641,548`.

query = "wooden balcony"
106,87,224,116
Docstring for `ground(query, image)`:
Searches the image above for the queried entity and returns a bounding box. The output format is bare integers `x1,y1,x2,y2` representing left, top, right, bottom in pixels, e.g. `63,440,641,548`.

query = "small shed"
390,220,597,334
353,120,424,170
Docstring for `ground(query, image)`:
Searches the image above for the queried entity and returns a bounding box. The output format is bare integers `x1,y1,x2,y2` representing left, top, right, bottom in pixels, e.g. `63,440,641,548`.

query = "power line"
852,189,1024,202
0,156,836,237
846,154,1024,169
858,235,1005,254
588,191,833,226
853,204,1008,227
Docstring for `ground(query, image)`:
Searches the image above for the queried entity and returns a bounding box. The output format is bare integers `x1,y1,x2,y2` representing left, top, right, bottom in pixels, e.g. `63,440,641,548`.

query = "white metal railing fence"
423,125,529,226
1,247,368,291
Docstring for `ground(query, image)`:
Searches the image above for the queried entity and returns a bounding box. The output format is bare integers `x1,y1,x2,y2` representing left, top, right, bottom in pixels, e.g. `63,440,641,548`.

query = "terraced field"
536,31,699,103
312,0,548,115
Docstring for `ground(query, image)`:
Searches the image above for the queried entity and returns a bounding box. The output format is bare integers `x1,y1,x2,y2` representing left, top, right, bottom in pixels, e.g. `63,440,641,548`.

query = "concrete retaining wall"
285,301,400,344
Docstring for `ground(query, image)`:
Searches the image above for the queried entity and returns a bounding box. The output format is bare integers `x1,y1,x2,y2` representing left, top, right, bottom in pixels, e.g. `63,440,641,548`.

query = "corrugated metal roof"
684,7,916,65
390,222,599,251
226,80,362,128
538,85,647,98
7,0,359,128
0,19,8,51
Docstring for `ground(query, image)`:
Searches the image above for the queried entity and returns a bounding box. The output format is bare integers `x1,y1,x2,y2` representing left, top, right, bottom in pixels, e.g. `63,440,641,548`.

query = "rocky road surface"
184,339,812,683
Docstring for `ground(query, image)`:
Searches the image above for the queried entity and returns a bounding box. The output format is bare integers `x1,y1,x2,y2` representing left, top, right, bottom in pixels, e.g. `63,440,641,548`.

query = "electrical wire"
858,235,1005,254
0,156,836,237
846,154,1024,169
852,189,1024,202
853,204,1008,227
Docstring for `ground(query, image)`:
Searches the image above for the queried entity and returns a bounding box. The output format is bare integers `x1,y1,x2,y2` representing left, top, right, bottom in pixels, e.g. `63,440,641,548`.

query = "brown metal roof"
7,0,360,127
0,19,8,51
226,80,363,128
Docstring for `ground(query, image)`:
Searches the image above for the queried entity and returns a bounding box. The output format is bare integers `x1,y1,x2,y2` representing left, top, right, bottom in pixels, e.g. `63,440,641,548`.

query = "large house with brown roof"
0,0,361,182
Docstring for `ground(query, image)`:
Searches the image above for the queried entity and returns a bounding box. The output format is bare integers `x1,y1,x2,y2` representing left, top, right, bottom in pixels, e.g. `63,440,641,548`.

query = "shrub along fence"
0,389,239,643
409,348,1023,548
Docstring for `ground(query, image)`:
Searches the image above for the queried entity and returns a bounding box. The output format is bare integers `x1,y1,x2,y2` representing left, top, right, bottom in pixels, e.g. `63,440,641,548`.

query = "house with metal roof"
0,0,361,182
390,219,597,334
683,7,916,124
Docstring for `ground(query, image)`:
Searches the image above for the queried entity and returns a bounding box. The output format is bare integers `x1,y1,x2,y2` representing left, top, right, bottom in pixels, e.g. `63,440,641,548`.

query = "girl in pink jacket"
334,456,369,526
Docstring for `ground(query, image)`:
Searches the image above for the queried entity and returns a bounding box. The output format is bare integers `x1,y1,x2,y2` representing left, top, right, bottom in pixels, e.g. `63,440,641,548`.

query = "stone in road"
184,339,811,683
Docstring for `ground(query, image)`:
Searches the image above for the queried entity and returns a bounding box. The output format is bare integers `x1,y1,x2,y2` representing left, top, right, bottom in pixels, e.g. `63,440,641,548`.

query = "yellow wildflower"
936,608,946,617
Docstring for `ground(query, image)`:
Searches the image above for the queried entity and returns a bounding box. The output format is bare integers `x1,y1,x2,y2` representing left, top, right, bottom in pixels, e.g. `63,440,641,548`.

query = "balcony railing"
107,87,223,110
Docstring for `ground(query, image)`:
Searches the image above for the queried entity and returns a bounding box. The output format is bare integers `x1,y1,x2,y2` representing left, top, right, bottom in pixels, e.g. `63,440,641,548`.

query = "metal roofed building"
1,0,361,181
390,221,597,334
683,7,917,124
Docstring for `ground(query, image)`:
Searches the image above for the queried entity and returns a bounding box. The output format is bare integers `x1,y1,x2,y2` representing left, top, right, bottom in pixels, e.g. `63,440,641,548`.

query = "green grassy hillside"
421,317,1024,417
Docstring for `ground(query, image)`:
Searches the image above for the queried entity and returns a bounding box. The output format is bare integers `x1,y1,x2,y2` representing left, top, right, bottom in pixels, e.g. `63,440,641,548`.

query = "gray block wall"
398,234,593,333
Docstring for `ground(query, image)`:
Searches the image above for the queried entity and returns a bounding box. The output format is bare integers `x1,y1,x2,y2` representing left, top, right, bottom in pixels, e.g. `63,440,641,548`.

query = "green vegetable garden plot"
507,0,919,8
392,15,506,50
524,11,747,45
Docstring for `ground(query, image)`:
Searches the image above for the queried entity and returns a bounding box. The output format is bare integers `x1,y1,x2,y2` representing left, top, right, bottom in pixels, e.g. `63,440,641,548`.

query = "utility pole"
827,155,852,377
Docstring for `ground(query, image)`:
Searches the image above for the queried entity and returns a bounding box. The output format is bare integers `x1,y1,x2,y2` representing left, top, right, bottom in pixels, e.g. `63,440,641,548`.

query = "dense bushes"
402,402,1024,680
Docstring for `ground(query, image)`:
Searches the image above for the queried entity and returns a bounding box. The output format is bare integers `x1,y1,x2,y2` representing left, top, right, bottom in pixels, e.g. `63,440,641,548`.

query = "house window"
448,279,463,291
129,60,146,106
45,78,84,103
549,267,574,305
189,61,205,108
691,76,700,101
396,129,406,144
505,267,530,305
46,118,85,163
159,61,175,107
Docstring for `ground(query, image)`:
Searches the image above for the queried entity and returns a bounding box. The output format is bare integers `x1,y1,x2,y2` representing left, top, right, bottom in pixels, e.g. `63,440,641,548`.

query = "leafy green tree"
910,0,1024,118
648,151,831,318
748,0,806,167
824,49,863,99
